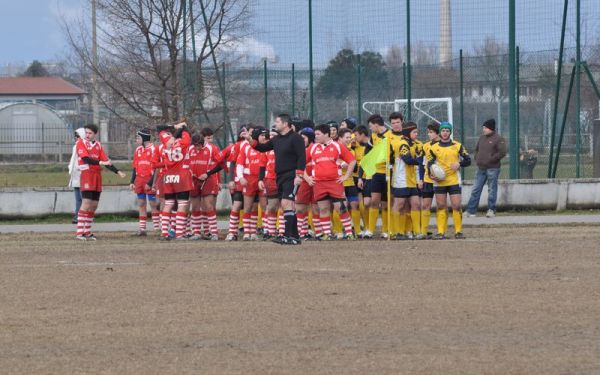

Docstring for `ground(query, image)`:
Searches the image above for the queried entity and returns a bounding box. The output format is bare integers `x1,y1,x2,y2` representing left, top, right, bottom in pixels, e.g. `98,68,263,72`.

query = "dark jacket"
474,132,507,169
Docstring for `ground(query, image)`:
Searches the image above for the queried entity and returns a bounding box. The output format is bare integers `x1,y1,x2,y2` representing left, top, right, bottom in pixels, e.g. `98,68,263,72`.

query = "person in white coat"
68,128,86,223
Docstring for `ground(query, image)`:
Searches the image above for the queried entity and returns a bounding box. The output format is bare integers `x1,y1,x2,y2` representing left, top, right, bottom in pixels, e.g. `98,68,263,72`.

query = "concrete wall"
1,179,599,217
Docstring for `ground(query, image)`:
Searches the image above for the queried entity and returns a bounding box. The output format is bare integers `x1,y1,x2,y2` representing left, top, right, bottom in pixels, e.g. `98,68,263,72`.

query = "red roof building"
0,77,85,114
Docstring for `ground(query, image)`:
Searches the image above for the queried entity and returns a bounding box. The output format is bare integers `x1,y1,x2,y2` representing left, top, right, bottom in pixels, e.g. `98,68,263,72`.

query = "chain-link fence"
6,0,600,179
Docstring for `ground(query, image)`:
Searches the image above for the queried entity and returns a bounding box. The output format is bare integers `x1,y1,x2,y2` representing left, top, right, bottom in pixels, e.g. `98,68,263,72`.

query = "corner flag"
359,138,388,178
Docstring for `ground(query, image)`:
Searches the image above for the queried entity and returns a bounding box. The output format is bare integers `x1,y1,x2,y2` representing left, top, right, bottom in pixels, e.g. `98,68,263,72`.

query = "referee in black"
242,113,306,245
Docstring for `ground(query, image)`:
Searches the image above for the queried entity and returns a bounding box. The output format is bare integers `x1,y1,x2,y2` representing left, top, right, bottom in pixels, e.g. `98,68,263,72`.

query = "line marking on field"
2,261,146,268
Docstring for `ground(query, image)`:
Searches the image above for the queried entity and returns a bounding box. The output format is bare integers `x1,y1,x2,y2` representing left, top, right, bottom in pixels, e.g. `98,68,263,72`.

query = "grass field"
1,226,599,374
0,159,596,188
0,163,132,188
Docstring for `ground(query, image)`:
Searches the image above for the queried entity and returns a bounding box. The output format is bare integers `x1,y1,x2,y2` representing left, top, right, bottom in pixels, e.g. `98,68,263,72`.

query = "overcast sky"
1,0,597,68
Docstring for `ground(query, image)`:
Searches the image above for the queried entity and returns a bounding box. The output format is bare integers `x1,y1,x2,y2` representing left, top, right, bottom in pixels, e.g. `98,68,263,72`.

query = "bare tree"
63,0,250,126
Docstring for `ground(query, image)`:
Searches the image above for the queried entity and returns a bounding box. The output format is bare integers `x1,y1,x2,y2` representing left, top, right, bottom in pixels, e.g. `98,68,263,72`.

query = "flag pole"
386,137,391,240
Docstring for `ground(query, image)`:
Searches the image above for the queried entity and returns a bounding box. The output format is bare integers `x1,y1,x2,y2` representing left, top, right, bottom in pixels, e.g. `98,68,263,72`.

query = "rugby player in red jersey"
129,128,159,236
75,124,126,240
157,121,192,240
304,124,356,240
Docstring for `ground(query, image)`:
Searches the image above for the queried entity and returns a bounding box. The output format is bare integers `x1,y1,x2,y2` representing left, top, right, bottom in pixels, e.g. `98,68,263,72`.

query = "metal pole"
406,0,412,121
548,0,569,178
91,0,99,127
575,0,581,177
357,54,362,126
182,0,187,114
459,49,464,180
553,65,576,178
508,0,517,179
291,63,295,117
264,59,268,129
402,62,407,100
516,45,521,179
308,0,314,121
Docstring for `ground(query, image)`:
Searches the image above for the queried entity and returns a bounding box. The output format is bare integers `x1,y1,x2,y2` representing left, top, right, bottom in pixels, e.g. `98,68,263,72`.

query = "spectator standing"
68,128,85,224
466,119,507,218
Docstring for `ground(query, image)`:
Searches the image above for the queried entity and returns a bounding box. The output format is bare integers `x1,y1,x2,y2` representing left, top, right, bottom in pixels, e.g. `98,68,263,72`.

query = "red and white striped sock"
191,211,202,236
250,211,258,236
313,213,322,237
160,210,171,237
265,211,276,236
84,211,95,236
297,212,308,237
186,213,192,236
170,210,177,231
207,210,218,236
278,213,285,236
243,212,252,236
151,212,160,230
75,210,89,237
199,211,208,235
340,211,353,235
139,215,147,232
320,216,332,236
175,212,188,238
228,211,240,235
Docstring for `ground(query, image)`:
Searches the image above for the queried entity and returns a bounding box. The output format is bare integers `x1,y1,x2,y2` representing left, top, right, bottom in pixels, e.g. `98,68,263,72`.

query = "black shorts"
362,179,372,198
164,191,190,201
434,184,462,195
81,190,101,201
392,187,420,198
421,182,434,198
277,171,296,201
344,186,359,202
370,173,388,201
231,191,243,202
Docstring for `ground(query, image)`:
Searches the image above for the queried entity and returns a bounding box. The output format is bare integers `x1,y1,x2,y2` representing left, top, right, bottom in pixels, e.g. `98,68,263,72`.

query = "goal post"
362,97,454,128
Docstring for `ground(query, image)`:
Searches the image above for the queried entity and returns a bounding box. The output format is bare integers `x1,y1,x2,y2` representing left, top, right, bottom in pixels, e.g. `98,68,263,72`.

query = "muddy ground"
1,227,599,374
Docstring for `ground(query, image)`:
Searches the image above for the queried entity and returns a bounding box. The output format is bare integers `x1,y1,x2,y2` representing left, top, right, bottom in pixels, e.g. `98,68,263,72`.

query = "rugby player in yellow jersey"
427,122,471,239
353,125,371,236
339,128,362,234
364,114,391,239
408,129,424,238
420,123,441,239
390,122,423,240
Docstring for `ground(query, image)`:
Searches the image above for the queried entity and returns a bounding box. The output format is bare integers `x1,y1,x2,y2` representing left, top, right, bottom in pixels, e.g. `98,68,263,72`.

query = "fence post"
516,45,521,179
41,122,45,159
548,0,569,178
263,59,268,129
508,0,517,179
308,0,314,121
291,63,295,117
459,49,464,180
357,54,362,126
575,0,581,177
405,0,412,120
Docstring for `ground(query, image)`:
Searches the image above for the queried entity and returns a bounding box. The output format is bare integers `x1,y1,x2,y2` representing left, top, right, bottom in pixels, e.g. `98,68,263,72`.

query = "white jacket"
68,128,86,188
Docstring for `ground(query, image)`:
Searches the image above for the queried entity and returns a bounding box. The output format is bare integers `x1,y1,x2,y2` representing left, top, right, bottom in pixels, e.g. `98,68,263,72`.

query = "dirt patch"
1,227,599,374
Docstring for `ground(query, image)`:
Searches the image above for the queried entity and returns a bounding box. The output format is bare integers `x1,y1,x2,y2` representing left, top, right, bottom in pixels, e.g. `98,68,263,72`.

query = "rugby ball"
430,164,446,180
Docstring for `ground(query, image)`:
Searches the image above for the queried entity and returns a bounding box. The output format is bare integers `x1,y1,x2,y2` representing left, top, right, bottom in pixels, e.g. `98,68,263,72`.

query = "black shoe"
271,235,285,244
280,236,301,245
454,232,466,239
71,219,78,224
433,233,446,240
262,233,273,241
